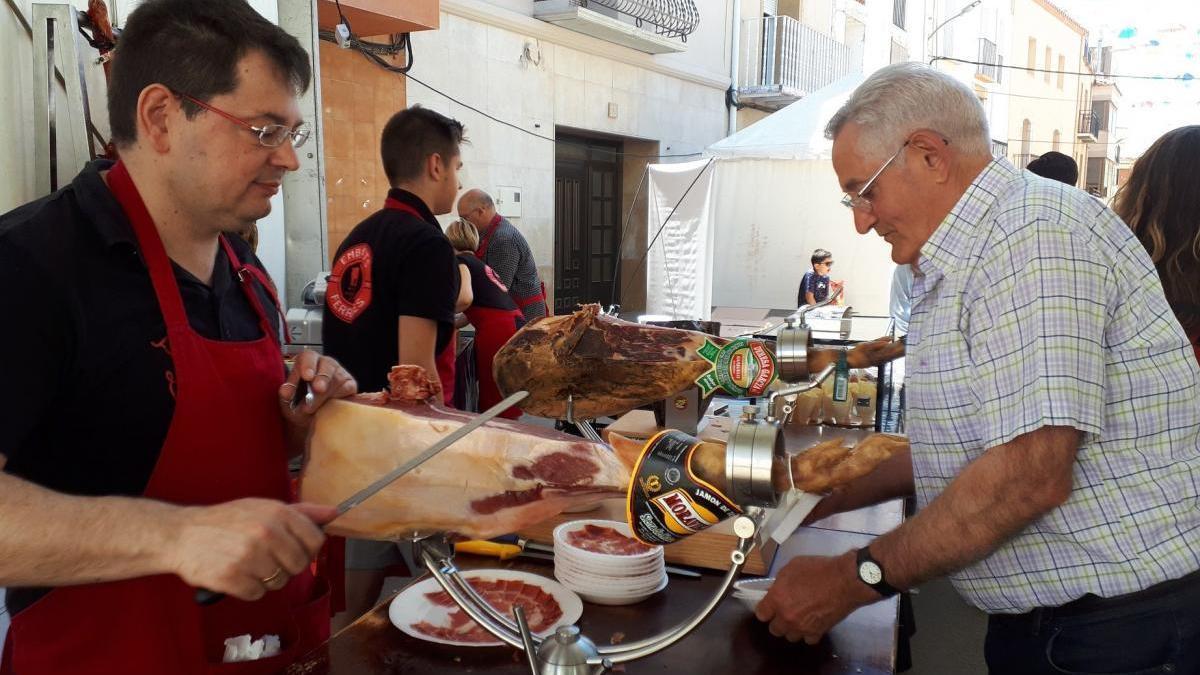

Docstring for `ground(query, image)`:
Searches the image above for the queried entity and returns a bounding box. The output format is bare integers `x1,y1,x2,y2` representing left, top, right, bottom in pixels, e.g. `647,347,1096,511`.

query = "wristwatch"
855,546,900,598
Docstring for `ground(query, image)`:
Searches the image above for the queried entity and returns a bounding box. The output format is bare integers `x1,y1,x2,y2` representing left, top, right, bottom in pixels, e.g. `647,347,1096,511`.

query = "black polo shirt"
457,253,522,313
0,160,281,500
322,188,459,394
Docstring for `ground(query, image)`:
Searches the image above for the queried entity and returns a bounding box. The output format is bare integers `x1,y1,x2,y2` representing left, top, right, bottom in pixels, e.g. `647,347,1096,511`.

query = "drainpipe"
727,0,741,135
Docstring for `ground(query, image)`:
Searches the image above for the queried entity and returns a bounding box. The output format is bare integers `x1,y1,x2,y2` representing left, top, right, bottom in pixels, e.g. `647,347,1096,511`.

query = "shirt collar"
73,159,138,250
75,159,239,284
917,157,1019,287
386,187,439,227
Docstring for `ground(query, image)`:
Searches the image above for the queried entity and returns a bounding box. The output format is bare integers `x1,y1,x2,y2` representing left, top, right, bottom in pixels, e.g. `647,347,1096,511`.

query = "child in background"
797,249,843,306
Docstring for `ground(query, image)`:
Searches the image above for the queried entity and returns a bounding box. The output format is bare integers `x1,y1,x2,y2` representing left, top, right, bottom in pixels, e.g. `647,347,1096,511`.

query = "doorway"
554,135,622,313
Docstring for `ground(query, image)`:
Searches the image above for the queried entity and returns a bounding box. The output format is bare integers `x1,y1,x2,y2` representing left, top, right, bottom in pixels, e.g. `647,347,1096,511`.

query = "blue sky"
1054,0,1199,155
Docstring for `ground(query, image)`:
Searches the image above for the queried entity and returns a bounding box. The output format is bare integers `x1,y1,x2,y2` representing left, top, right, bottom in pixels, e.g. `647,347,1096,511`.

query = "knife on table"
456,538,703,579
194,390,530,605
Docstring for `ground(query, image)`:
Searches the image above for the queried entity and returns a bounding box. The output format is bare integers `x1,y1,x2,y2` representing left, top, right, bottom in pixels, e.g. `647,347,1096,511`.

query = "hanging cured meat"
493,304,905,420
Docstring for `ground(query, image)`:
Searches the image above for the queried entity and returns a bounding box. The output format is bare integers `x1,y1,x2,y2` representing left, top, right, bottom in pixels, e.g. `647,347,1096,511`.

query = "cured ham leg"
609,432,908,495
299,366,631,540
494,304,904,420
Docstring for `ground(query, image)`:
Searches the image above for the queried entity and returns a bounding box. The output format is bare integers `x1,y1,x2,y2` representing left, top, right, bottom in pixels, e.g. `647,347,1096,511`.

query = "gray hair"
825,62,991,161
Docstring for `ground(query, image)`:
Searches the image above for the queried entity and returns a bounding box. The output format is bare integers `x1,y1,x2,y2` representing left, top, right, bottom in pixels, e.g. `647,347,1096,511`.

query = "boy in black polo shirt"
322,105,465,628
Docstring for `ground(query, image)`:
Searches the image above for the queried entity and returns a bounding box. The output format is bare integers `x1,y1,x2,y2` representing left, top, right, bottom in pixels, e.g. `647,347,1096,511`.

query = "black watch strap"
856,546,901,598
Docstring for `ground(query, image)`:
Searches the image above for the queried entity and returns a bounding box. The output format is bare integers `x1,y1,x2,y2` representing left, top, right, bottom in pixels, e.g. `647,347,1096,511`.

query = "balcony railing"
1077,110,1099,140
535,0,698,39
737,16,855,111
977,38,999,82
1013,153,1035,168
991,140,1008,158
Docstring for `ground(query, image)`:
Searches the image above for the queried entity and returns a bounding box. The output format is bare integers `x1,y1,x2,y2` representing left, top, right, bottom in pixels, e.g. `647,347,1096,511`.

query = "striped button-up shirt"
906,158,1200,614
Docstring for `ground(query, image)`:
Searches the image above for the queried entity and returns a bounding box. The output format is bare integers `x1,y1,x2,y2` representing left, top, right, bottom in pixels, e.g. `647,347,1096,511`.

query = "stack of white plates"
552,519,667,606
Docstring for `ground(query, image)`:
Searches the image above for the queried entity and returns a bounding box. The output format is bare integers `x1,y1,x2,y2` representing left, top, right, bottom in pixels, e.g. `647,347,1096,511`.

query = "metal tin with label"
626,430,742,546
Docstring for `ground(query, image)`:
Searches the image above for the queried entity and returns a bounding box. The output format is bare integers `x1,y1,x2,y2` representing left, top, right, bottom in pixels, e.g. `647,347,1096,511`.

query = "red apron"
1,161,329,675
464,305,524,420
475,215,549,317
384,197,457,407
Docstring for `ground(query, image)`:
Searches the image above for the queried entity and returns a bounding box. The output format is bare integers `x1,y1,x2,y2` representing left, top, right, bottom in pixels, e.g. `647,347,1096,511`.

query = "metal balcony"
1077,110,1099,142
534,0,698,54
736,16,855,111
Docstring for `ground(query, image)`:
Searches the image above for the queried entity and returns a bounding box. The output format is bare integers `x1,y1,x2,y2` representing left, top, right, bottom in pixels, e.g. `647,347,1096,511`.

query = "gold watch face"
859,561,883,585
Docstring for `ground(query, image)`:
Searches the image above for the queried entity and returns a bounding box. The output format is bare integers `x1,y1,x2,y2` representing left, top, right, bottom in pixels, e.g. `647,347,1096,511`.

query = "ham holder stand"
406,304,843,674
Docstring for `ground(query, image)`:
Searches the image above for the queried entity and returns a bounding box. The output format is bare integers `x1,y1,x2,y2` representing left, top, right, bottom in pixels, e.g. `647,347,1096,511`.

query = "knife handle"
194,588,225,605
454,540,523,560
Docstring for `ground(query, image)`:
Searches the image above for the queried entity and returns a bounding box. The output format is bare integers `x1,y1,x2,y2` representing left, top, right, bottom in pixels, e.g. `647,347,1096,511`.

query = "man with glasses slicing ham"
0,1,358,672
753,62,1200,673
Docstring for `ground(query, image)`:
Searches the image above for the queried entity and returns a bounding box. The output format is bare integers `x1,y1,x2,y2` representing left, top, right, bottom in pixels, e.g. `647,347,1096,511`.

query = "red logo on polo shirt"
485,264,509,292
327,243,374,323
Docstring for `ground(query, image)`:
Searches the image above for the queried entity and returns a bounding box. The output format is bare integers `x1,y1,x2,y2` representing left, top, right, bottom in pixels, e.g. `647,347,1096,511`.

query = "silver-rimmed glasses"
840,140,910,212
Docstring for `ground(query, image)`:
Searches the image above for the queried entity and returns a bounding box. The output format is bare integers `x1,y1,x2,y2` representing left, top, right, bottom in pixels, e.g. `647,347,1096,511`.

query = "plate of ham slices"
390,569,583,647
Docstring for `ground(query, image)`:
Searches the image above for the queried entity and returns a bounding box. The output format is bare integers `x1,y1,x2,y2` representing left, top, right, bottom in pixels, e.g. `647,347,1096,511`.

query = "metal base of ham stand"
415,508,769,675
562,393,605,443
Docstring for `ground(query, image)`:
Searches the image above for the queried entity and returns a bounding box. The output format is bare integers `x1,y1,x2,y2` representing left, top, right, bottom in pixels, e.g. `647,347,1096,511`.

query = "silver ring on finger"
261,567,287,589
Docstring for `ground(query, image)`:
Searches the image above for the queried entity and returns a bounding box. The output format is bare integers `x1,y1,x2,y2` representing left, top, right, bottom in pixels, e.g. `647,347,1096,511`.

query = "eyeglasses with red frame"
174,91,311,149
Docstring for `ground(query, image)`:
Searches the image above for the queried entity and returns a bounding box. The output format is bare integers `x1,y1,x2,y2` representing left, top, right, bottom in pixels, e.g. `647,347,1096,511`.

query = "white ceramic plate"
566,574,669,606
389,569,583,647
554,566,667,595
732,577,775,612
553,520,663,565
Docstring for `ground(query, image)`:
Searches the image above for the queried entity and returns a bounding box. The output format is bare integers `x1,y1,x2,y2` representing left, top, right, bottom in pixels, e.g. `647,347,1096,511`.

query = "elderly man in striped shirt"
754,62,1200,674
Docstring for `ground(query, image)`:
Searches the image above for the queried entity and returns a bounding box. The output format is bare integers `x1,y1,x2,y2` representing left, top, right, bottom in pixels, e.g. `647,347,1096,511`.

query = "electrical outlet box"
496,186,522,218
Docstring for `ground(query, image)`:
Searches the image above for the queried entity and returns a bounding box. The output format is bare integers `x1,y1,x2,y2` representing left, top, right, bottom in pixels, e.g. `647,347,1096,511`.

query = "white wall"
405,1,733,271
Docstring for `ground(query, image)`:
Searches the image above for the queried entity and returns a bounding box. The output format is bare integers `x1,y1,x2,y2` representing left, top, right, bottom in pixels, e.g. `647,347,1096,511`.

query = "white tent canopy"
646,73,897,319
708,73,864,161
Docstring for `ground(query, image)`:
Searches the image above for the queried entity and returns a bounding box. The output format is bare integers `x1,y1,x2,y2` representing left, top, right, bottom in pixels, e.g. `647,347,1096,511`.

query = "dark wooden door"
554,137,621,314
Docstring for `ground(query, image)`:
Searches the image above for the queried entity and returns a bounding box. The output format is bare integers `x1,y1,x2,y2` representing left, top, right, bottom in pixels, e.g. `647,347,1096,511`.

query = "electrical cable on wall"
931,55,1196,81
321,0,704,160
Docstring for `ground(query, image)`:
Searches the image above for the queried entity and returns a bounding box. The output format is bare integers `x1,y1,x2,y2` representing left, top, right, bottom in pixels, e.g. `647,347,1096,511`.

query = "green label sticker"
833,351,849,402
695,338,778,397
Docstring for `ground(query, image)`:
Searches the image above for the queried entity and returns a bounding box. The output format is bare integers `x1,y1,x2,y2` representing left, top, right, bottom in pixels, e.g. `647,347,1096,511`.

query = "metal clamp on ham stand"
410,367,836,675
772,288,844,385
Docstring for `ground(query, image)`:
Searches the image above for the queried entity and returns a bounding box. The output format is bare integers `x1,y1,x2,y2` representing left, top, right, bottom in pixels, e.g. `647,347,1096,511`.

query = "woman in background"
1111,125,1200,364
446,219,526,419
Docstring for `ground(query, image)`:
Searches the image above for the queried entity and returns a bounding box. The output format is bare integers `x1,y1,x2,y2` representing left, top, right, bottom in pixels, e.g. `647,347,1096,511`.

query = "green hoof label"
695,338,778,398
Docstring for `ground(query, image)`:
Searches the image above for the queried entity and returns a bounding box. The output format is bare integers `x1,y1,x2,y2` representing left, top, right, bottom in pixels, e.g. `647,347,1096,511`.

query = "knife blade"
195,390,530,605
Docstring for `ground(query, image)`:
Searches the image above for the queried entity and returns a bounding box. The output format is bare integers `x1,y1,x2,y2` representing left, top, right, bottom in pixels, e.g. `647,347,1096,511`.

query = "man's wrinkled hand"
754,551,879,644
